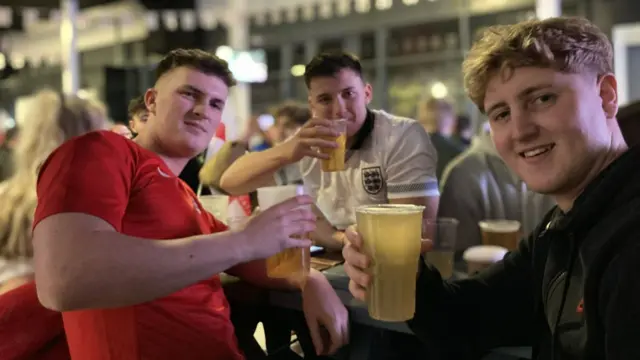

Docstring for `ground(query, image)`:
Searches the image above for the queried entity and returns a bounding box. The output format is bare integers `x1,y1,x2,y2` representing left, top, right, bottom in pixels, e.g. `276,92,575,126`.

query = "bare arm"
219,118,338,195
309,205,346,251
33,213,250,311
219,145,290,195
199,141,255,191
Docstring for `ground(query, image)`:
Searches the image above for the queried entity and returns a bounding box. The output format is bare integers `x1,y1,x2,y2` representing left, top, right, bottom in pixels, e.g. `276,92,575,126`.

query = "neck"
134,133,190,176
554,136,628,212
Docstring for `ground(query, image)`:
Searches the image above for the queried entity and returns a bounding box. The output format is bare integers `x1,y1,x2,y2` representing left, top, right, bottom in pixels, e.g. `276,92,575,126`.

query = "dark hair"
155,48,236,87
273,101,310,126
304,51,363,88
4,126,19,142
127,95,147,120
456,114,472,132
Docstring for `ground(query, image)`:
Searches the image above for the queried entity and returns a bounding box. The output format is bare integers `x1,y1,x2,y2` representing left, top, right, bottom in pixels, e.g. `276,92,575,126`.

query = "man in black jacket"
343,17,640,359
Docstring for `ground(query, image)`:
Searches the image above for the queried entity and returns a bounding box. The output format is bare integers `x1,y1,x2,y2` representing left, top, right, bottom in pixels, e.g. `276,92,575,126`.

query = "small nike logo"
157,167,171,178
193,199,202,214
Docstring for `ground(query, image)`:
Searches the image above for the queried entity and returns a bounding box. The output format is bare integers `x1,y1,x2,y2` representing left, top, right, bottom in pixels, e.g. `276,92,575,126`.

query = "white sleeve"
385,122,440,199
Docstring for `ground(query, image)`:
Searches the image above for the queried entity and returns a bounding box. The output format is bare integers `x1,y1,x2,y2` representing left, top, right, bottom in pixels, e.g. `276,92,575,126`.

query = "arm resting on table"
33,213,252,312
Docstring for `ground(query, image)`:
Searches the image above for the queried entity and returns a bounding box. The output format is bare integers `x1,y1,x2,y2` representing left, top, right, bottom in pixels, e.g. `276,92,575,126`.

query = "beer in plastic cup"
256,185,311,283
423,218,459,279
320,119,347,172
478,220,521,251
356,204,425,322
198,195,229,224
462,245,508,274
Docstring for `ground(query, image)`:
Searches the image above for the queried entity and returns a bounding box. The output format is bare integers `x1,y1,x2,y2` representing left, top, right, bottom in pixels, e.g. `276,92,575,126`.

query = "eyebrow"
315,86,356,100
181,84,225,106
485,84,554,115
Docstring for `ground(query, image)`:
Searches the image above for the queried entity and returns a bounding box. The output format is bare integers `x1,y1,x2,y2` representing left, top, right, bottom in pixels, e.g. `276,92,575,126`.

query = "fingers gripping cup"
257,185,311,284
320,119,347,172
356,204,425,322
478,220,521,251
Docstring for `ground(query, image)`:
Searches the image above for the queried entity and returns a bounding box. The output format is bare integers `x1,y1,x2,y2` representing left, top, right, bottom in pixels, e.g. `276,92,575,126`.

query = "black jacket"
409,146,640,359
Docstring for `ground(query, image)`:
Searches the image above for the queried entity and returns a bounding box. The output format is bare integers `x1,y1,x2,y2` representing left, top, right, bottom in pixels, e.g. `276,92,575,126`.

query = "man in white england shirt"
220,51,440,249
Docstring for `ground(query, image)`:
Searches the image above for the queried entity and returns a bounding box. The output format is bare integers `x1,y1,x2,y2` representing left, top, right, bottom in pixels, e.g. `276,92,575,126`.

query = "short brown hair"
463,17,613,112
127,95,146,120
155,48,236,87
272,101,310,126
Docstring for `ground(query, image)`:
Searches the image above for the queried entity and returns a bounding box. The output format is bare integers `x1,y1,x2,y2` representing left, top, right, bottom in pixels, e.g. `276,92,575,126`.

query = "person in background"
31,48,348,359
200,101,310,191
438,120,556,256
0,126,19,182
343,17,640,359
219,51,440,251
127,95,148,136
0,89,107,295
453,113,473,147
110,123,133,138
417,97,465,179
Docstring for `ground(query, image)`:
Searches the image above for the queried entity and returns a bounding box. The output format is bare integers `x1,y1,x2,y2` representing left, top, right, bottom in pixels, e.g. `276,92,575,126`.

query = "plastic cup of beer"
478,220,521,251
356,204,425,322
423,218,459,279
198,195,229,224
320,119,347,172
462,245,508,275
256,185,311,284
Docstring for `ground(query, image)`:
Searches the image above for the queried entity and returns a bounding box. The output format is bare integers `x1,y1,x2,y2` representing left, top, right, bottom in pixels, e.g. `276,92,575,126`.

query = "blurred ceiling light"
215,46,234,62
403,0,419,5
430,82,448,99
290,64,306,77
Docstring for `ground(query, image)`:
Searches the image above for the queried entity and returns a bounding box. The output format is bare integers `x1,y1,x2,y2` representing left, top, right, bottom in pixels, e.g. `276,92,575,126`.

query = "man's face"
144,66,229,157
419,101,455,135
129,111,148,135
484,66,619,196
275,115,302,143
307,69,372,137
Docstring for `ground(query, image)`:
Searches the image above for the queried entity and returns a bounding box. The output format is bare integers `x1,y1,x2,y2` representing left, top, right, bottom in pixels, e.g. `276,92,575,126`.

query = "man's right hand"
240,195,316,260
279,118,340,163
342,226,433,302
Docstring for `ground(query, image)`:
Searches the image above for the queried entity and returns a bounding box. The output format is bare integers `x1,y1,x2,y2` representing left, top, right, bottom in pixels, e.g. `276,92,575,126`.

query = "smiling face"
143,66,229,158
485,67,619,197
307,69,372,137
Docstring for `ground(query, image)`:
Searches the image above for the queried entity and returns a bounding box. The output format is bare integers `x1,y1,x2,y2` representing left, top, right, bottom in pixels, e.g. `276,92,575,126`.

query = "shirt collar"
350,109,375,150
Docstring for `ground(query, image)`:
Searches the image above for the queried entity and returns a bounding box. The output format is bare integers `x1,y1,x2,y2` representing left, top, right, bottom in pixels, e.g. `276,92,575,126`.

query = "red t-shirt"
33,131,244,360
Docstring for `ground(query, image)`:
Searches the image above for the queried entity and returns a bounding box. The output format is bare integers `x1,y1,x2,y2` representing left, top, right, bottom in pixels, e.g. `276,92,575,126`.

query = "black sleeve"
408,235,536,359
599,241,640,360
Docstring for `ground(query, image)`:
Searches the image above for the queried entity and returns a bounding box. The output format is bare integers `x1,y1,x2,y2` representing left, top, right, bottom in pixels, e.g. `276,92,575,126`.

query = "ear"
364,83,373,105
144,88,157,115
598,73,618,119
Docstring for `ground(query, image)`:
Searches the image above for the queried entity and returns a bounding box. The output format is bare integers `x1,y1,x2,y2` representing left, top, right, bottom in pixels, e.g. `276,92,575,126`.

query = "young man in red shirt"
31,48,348,360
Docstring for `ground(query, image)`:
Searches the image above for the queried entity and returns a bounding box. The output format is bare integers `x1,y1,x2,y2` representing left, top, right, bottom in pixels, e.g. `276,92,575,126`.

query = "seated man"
219,52,440,250
32,49,348,360
438,121,556,255
343,17,640,359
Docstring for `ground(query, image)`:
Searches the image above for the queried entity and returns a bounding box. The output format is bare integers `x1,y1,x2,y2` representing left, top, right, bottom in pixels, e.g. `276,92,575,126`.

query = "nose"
331,98,347,119
192,101,208,119
511,109,539,142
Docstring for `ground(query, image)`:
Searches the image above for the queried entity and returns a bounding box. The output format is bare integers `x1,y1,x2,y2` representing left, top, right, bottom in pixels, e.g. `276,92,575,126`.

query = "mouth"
184,120,207,133
518,144,555,159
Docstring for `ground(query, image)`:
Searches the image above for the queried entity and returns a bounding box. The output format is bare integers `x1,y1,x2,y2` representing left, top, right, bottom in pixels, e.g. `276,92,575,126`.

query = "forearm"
310,216,344,251
409,252,534,357
35,230,251,311
219,145,291,195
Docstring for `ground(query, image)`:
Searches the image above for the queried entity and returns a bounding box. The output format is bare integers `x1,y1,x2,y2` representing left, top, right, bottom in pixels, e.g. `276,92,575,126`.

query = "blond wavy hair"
463,17,613,112
0,89,107,260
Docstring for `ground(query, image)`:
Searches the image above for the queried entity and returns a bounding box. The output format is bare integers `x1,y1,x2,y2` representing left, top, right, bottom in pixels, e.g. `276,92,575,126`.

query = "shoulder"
52,130,136,159
372,110,424,136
